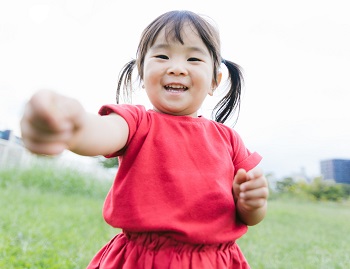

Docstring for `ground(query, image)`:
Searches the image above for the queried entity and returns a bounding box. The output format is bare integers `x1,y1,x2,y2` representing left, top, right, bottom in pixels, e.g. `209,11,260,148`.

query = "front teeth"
165,84,187,90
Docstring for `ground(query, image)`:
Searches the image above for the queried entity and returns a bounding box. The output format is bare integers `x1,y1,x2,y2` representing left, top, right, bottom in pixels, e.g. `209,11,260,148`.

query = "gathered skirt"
86,232,250,269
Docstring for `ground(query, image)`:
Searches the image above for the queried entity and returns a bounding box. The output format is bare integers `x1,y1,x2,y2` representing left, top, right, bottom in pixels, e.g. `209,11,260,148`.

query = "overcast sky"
1,0,349,178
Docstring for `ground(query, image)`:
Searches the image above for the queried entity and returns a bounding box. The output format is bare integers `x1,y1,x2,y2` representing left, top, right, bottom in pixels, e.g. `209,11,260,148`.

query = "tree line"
274,176,350,202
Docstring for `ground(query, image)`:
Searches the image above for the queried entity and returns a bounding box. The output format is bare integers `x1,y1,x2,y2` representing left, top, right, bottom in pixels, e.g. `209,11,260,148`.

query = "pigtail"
116,59,136,104
213,59,243,125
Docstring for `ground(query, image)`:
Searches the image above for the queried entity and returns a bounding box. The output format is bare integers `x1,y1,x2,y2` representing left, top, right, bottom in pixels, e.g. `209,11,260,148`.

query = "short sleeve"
98,104,147,157
234,151,262,172
231,129,262,173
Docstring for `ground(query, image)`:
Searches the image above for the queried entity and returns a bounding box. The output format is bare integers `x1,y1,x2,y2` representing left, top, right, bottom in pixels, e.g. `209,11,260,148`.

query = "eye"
188,57,201,62
155,55,169,59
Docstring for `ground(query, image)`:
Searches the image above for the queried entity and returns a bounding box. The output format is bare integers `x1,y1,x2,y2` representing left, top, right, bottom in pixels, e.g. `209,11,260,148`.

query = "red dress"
87,105,262,269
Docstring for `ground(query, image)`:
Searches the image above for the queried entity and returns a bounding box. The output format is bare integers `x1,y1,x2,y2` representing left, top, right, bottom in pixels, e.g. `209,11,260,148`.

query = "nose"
167,60,188,76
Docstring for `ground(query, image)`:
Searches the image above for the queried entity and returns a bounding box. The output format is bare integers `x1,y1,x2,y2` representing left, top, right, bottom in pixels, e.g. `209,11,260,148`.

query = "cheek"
143,62,156,79
143,70,157,86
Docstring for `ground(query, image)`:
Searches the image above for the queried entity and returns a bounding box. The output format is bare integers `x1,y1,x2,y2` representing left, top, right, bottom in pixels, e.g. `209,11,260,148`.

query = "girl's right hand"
20,90,86,156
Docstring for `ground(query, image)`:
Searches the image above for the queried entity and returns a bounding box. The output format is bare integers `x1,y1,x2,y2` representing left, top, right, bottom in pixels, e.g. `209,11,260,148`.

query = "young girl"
21,10,269,269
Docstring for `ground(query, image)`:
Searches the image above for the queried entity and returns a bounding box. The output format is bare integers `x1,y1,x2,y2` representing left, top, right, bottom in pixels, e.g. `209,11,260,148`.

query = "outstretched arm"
232,167,269,226
20,90,129,157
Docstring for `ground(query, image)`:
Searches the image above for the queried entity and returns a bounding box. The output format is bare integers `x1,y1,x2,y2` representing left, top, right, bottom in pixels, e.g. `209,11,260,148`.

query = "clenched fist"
20,90,86,155
233,167,269,225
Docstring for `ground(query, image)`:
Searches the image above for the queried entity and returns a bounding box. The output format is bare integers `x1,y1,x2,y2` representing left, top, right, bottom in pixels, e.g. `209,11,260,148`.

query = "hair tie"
221,58,226,65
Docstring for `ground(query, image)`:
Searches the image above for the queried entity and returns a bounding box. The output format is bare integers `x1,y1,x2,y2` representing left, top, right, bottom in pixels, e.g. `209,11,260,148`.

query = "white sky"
1,0,349,178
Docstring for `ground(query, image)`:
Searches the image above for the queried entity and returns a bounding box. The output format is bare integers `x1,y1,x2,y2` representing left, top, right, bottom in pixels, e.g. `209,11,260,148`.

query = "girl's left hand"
233,167,269,211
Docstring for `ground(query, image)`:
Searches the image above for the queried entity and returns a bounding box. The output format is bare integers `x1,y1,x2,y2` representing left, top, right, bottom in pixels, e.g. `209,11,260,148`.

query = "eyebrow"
151,43,208,55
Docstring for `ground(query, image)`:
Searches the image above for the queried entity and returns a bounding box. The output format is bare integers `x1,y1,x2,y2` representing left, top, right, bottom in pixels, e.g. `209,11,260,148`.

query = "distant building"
0,129,27,168
0,129,23,145
0,130,11,140
320,159,350,184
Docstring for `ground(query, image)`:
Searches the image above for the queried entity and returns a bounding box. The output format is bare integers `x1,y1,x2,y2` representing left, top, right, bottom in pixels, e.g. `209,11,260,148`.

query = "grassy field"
238,197,350,268
1,165,349,268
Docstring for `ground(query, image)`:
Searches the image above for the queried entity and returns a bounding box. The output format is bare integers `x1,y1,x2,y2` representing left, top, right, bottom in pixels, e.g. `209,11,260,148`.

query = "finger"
240,176,268,192
238,197,267,209
27,90,75,133
22,139,67,155
21,131,71,155
21,113,72,143
246,166,264,180
234,169,248,185
21,113,73,156
24,93,58,133
239,186,269,200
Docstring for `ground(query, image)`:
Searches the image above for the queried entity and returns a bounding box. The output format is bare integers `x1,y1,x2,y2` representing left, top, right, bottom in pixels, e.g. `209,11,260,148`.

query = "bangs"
146,12,196,48
136,10,220,78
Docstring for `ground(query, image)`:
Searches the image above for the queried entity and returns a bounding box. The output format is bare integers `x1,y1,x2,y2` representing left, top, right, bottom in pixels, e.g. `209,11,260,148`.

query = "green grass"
0,186,117,268
238,197,350,268
1,166,350,268
0,165,117,269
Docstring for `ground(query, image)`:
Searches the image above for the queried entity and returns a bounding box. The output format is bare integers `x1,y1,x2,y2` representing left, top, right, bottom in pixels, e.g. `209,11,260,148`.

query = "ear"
209,71,222,96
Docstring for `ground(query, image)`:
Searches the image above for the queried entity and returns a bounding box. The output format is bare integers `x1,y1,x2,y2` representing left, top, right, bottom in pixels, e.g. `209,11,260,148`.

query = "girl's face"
142,23,221,117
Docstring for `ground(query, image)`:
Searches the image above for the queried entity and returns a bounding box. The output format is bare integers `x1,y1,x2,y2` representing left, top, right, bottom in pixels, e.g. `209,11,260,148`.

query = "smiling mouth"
164,84,188,92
